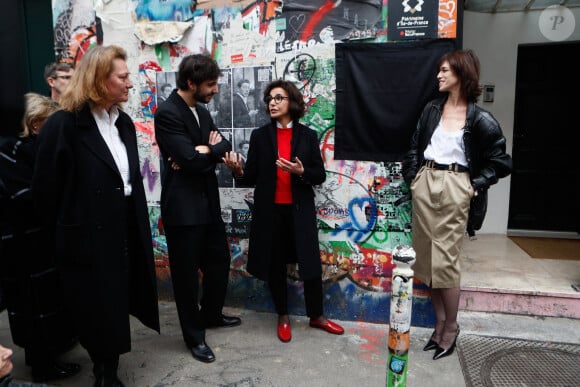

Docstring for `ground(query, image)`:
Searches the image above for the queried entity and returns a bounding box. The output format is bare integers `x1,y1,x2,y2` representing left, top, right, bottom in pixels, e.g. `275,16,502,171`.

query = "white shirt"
423,120,468,166
91,105,132,196
189,106,200,126
276,122,293,129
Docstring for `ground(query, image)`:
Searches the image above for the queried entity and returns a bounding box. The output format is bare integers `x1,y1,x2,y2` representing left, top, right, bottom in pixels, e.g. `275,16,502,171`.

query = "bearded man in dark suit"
154,54,241,364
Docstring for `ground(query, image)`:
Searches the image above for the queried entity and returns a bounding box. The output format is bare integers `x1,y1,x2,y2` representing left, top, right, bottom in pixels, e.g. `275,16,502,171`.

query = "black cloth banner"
334,39,457,161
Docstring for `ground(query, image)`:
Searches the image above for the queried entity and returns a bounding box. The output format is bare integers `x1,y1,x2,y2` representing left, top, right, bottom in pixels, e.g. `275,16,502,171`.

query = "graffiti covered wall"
51,0,459,326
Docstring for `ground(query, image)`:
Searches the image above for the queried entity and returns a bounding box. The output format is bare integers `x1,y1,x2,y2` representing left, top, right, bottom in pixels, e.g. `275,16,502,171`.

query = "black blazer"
32,104,160,354
154,90,232,226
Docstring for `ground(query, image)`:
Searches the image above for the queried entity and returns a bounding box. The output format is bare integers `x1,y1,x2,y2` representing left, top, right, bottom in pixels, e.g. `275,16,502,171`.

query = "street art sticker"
52,0,100,64
279,0,384,51
138,61,163,120
217,11,277,67
148,206,167,265
135,121,161,205
439,0,458,38
132,0,204,22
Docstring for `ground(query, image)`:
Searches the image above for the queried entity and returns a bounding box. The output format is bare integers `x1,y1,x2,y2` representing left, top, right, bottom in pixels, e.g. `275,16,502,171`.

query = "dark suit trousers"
267,205,323,319
165,222,231,347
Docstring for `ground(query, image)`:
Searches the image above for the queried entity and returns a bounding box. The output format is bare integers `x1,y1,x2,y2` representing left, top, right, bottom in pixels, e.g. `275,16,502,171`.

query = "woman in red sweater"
223,80,343,342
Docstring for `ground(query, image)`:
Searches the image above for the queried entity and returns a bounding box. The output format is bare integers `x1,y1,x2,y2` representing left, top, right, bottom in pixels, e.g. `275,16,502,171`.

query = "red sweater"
275,127,293,204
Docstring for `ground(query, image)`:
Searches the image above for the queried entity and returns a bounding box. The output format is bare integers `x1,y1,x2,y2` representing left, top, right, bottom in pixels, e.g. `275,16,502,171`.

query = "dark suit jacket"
232,93,252,128
235,121,326,281
32,104,160,355
154,90,231,226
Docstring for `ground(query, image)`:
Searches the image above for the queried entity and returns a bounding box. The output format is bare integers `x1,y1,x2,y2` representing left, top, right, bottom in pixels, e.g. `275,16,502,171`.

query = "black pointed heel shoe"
433,327,460,360
423,331,439,351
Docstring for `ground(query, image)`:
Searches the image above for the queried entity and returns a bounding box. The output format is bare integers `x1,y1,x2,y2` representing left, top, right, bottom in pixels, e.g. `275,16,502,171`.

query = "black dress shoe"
205,314,242,328
423,331,439,351
433,327,460,360
58,336,80,355
190,342,216,363
94,375,125,387
32,360,81,382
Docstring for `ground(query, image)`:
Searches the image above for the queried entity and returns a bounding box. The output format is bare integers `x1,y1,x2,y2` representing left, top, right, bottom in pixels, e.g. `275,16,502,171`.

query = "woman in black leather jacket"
402,50,511,360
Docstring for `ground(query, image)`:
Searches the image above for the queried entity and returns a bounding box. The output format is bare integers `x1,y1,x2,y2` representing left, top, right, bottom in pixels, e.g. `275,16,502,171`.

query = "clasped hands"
222,152,304,177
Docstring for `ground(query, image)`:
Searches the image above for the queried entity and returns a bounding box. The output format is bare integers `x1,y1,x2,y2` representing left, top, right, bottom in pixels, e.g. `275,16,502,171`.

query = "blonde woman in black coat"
223,80,344,343
32,45,160,387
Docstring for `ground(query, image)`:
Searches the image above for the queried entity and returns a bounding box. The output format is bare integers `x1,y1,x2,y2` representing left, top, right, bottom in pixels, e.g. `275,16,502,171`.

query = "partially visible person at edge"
153,54,241,364
0,344,14,387
402,49,512,360
0,343,40,387
223,80,344,343
32,45,160,387
0,93,81,383
44,62,74,103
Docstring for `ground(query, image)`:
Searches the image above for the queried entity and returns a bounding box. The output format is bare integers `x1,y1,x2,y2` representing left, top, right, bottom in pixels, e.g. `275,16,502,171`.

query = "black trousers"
268,205,323,319
164,222,231,347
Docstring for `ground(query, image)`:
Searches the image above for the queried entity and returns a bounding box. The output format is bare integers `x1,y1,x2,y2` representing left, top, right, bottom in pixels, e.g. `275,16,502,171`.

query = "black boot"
31,359,81,382
93,356,124,387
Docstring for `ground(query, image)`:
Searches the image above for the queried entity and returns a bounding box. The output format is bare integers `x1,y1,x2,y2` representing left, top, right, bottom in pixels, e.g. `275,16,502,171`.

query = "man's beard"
194,90,213,103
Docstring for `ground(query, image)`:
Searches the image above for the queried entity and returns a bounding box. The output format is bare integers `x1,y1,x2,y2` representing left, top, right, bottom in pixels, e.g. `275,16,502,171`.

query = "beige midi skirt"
410,165,473,288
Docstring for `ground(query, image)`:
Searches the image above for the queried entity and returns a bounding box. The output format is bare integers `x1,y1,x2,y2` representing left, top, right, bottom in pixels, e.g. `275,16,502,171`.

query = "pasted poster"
387,0,438,41
155,72,177,105
439,0,458,38
52,0,100,64
215,66,273,187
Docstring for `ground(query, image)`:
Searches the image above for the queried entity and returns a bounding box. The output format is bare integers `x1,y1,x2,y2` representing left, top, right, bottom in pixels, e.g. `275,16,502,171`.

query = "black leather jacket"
402,97,512,235
402,97,512,191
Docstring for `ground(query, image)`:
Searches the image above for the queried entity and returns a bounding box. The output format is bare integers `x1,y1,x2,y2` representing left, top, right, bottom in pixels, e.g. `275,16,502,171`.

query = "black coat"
0,135,76,352
154,90,232,226
236,122,326,281
32,105,160,355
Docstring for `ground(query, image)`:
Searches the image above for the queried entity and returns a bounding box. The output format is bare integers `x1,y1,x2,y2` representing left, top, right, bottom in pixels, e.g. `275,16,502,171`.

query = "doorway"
507,41,580,237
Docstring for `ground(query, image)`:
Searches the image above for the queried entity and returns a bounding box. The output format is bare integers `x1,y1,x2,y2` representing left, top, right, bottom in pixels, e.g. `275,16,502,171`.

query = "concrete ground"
1,301,578,387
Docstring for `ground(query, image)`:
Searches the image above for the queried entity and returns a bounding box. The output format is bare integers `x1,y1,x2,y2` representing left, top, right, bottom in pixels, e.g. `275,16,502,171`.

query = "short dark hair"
176,54,221,90
44,62,74,80
263,80,305,121
160,83,173,92
237,79,250,89
438,49,482,102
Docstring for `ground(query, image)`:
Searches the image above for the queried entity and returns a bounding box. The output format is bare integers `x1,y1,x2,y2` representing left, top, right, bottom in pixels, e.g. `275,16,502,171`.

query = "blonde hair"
59,45,127,112
21,92,59,137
